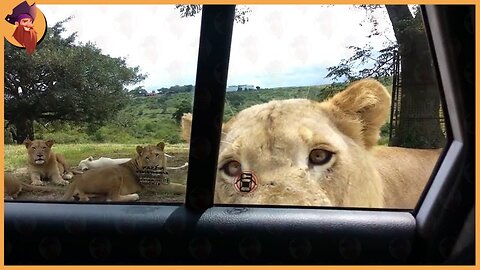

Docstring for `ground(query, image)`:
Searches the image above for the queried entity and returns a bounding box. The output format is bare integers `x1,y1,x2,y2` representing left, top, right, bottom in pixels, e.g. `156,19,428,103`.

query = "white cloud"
228,5,394,87
39,4,395,90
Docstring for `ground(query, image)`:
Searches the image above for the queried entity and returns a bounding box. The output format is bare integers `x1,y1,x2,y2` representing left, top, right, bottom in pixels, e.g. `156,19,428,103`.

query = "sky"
39,5,396,91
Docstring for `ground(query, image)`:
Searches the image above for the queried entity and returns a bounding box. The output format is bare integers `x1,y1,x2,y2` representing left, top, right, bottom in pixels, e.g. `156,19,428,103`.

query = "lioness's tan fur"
371,147,441,208
181,79,441,208
24,139,74,186
62,142,167,202
4,172,62,200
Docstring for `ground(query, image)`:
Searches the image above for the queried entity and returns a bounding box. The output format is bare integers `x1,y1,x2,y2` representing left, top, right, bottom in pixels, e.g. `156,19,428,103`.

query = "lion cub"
62,142,166,202
24,139,73,186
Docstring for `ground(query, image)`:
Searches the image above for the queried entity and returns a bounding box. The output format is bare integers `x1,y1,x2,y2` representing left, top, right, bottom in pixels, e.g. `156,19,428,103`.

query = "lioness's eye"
155,153,159,157
309,149,333,165
222,161,242,177
32,146,36,150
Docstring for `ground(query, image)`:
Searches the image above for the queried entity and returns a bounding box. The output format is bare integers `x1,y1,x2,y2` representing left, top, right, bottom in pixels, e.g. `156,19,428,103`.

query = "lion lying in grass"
77,157,132,171
63,142,167,202
77,155,185,171
24,139,74,186
4,172,62,200
182,79,441,208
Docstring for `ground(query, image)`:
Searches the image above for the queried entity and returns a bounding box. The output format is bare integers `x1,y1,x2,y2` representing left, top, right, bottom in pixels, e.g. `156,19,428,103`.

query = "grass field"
4,143,189,171
5,143,190,203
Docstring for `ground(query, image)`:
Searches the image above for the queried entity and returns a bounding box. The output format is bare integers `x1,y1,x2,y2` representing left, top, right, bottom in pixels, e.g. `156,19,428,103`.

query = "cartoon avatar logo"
4,1,47,55
234,171,258,193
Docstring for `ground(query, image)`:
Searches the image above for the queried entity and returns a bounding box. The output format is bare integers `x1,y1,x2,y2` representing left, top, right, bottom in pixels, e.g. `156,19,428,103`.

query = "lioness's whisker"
220,140,233,145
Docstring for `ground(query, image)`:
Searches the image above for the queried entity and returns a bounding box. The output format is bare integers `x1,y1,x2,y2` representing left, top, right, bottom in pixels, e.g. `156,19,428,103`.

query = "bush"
145,123,155,132
97,125,138,144
4,125,15,144
89,130,105,142
35,122,90,144
380,123,390,138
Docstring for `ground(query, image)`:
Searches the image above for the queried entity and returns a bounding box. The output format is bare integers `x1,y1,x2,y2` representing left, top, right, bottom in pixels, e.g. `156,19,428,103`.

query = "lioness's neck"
122,156,141,171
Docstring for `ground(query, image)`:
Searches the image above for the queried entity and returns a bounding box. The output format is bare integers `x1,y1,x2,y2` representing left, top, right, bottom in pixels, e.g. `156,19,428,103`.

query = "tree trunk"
386,5,445,148
11,119,34,144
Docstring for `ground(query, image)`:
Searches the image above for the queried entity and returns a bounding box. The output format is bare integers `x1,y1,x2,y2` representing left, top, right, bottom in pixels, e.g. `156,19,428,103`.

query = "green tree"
129,86,148,97
326,5,445,148
175,5,252,24
114,110,134,128
172,100,192,124
4,18,145,143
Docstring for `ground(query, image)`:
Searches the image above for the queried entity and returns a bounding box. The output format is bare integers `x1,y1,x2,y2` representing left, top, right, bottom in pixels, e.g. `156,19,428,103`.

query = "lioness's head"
78,156,94,171
135,142,166,169
24,139,55,165
182,79,390,207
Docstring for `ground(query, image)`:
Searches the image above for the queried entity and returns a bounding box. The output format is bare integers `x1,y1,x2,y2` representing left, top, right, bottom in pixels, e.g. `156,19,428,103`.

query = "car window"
4,4,200,204
183,5,447,209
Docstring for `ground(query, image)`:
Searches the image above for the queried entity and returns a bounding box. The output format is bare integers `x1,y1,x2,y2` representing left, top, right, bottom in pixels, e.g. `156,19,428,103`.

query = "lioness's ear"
23,139,32,148
88,156,94,161
136,146,144,155
45,140,54,148
157,142,165,151
326,79,391,148
181,113,192,143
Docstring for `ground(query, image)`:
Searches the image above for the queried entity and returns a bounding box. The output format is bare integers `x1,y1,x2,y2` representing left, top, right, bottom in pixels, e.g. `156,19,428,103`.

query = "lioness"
78,157,132,171
78,154,177,171
182,79,441,208
4,172,62,200
62,142,167,202
24,139,73,186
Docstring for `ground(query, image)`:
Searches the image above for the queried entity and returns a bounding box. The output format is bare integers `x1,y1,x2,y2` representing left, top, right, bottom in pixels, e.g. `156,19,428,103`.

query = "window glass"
207,5,446,208
4,4,199,203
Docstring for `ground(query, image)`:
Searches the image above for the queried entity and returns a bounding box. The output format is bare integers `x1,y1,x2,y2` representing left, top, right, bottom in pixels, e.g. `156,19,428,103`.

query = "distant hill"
28,82,390,145
222,84,344,121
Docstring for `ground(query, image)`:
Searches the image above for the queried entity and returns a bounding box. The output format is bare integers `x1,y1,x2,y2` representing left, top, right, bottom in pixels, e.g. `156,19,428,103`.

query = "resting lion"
77,157,132,171
182,79,441,209
62,142,167,202
77,154,182,171
24,139,74,186
4,172,61,200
